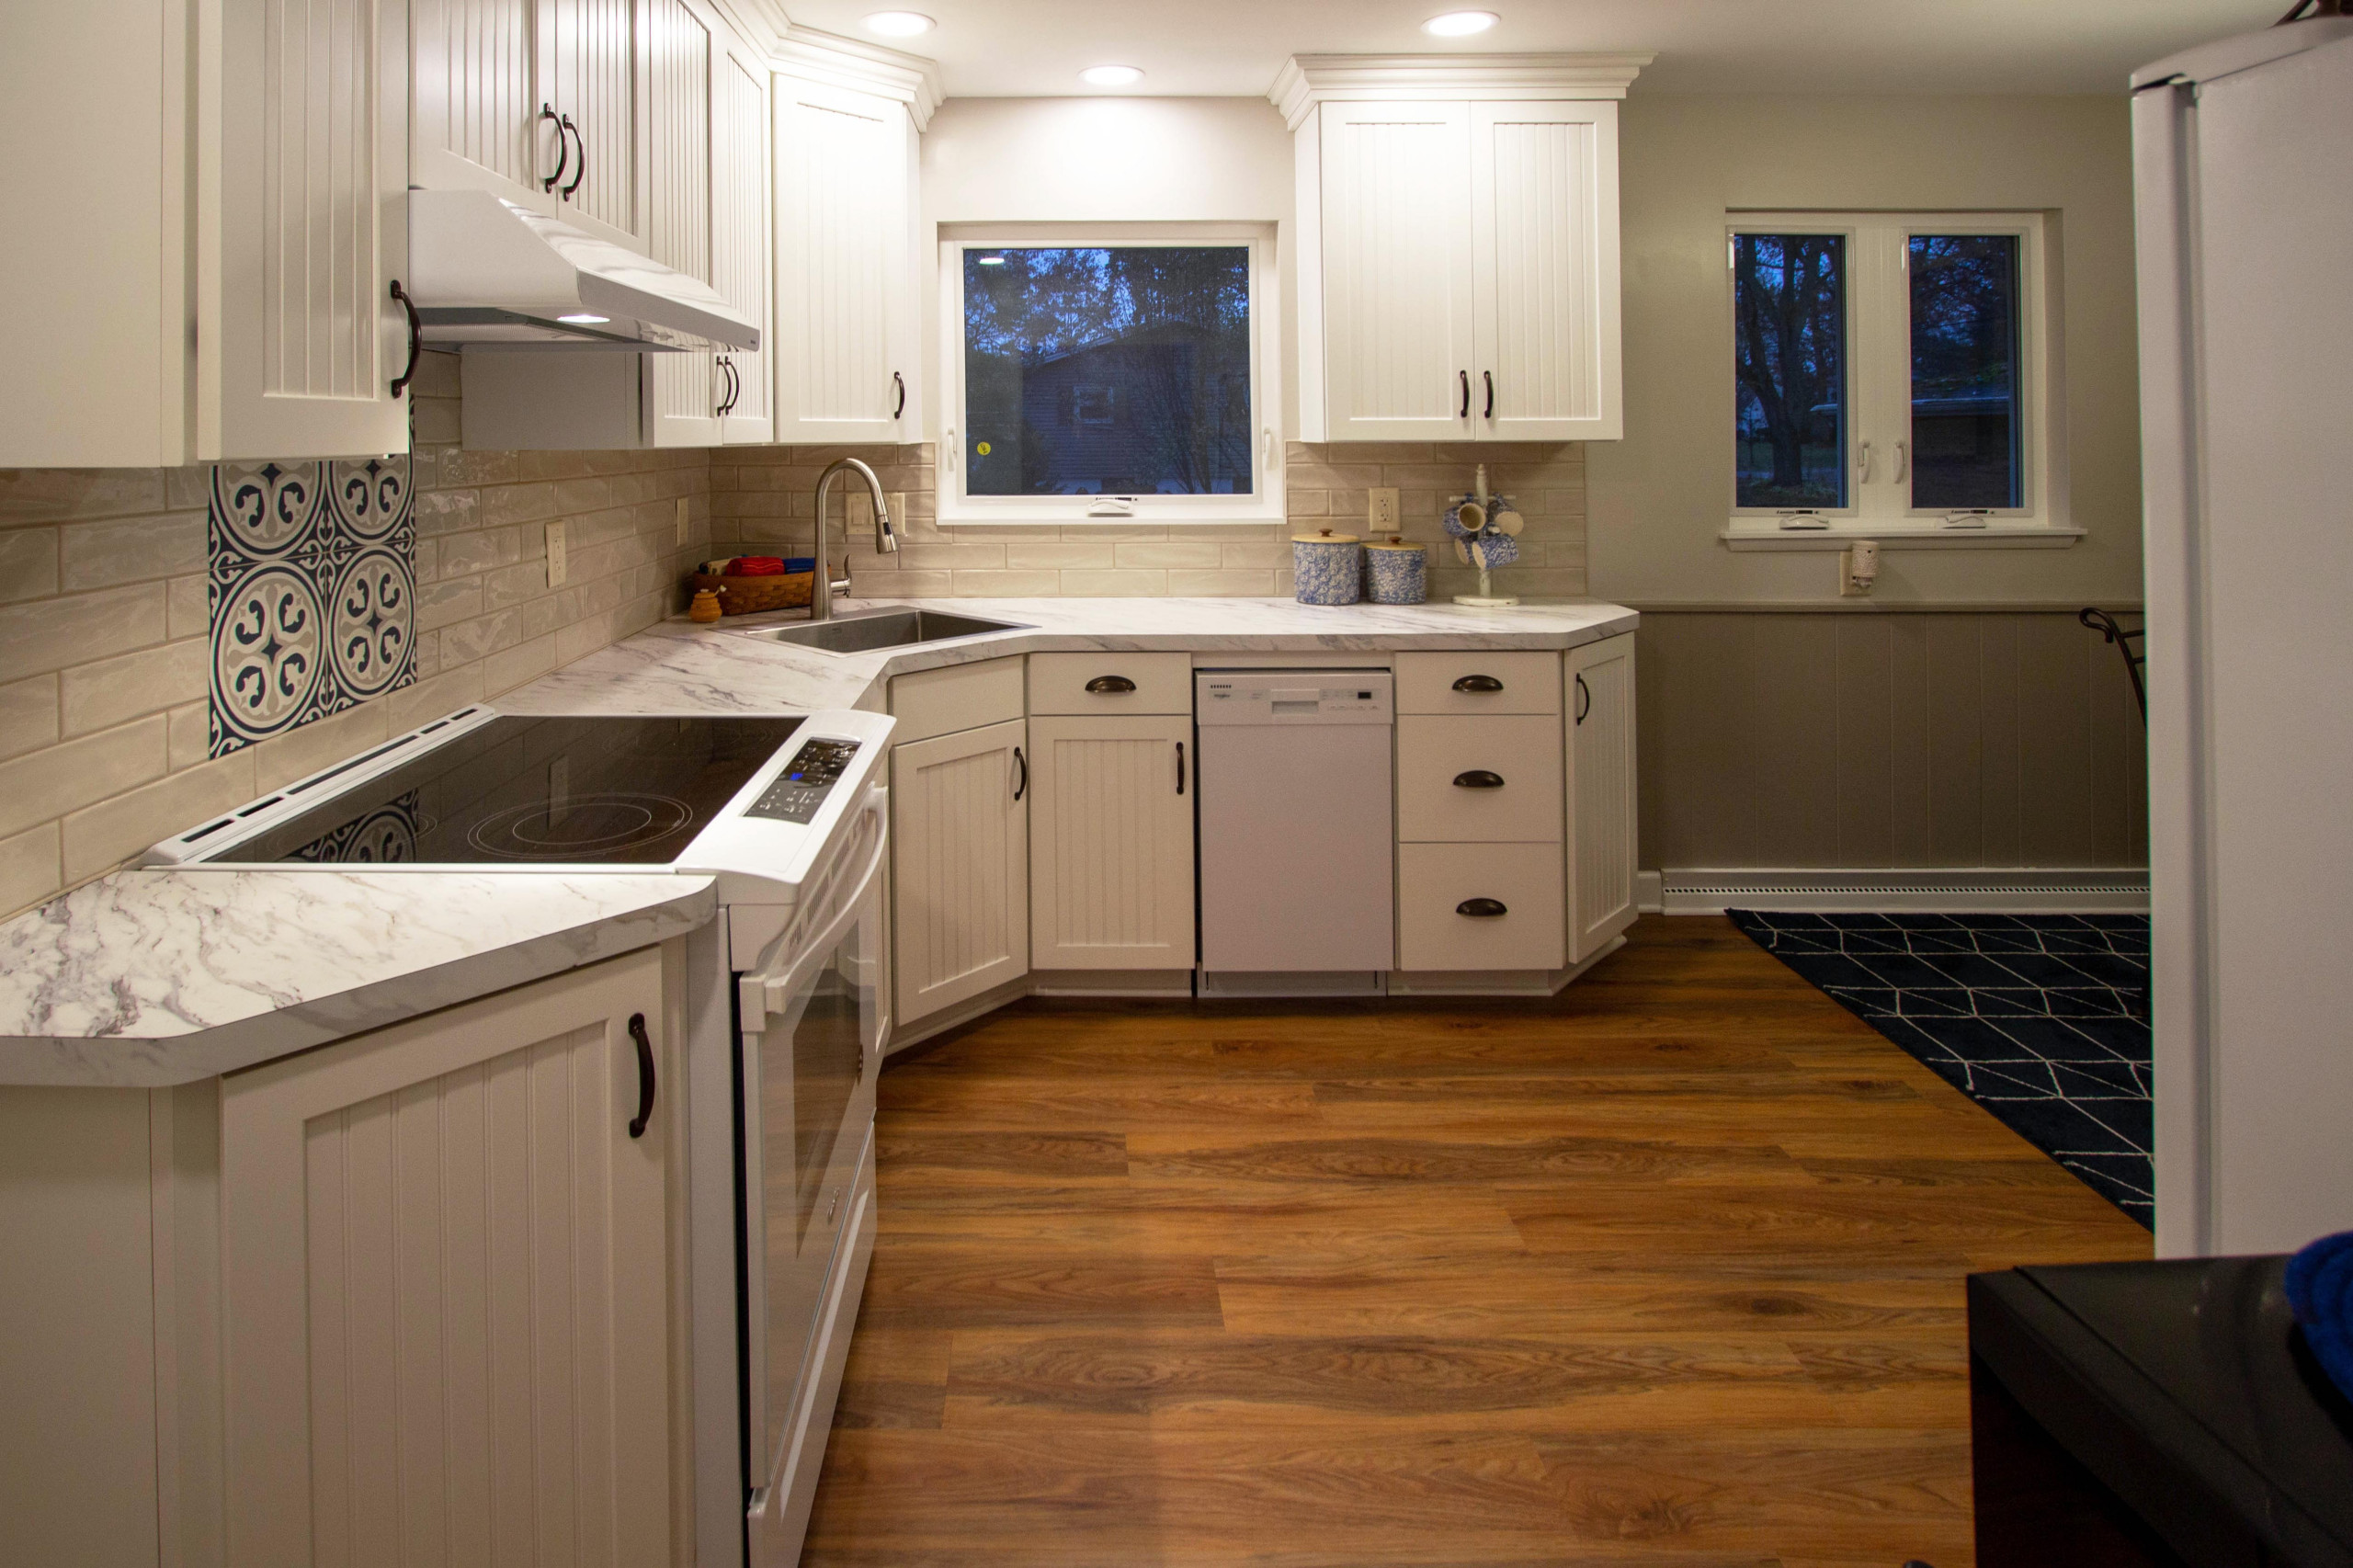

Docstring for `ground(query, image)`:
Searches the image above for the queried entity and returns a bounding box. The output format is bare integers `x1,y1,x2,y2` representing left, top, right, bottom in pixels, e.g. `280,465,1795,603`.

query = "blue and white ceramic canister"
1363,538,1427,604
1291,529,1362,605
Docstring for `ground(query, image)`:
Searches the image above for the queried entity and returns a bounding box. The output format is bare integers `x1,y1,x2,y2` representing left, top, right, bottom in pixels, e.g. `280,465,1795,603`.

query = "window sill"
938,511,1290,528
1719,524,2084,552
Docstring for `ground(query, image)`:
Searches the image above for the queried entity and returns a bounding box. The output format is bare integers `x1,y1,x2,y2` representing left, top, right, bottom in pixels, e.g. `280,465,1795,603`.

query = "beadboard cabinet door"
892,719,1029,1025
642,0,720,448
547,0,653,251
1029,715,1196,971
773,73,916,443
1565,633,1639,961
712,37,774,443
207,0,413,460
219,949,673,1568
1315,99,1477,442
1472,100,1621,442
411,0,549,210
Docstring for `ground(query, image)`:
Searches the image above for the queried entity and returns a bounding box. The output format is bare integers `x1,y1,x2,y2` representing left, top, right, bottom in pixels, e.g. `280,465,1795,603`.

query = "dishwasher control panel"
1195,670,1394,726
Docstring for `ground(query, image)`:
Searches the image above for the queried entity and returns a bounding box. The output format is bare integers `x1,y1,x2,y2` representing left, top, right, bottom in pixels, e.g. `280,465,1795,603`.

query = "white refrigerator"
2133,12,2353,1257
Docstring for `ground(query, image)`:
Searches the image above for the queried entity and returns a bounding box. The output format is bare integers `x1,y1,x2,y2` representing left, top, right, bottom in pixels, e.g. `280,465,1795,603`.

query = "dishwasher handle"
1452,769,1505,790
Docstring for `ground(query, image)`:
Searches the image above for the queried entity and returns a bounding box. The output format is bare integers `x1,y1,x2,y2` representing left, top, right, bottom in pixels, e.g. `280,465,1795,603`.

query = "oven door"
737,787,886,1540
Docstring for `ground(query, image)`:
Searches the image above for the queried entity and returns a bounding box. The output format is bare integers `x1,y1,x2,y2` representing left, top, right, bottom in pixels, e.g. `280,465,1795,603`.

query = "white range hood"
407,188,758,352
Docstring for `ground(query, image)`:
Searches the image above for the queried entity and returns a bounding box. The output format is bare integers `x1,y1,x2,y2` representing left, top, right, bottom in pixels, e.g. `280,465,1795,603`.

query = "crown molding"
1267,51,1654,129
710,0,787,54
774,23,947,130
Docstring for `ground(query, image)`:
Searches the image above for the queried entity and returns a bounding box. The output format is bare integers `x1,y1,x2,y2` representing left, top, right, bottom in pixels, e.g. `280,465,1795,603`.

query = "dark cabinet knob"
1452,674,1504,693
1452,769,1505,789
1085,675,1138,694
1456,898,1509,918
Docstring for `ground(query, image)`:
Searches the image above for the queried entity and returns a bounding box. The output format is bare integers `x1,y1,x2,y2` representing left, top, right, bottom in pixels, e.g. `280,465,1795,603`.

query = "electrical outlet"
674,497,690,548
545,520,568,587
1368,487,1401,533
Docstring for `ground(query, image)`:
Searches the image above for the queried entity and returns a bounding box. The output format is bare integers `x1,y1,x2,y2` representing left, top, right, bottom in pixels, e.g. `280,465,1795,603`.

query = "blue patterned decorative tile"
209,455,415,756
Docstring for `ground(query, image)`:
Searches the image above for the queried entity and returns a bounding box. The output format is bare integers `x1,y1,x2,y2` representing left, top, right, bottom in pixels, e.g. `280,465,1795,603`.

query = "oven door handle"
743,796,889,1021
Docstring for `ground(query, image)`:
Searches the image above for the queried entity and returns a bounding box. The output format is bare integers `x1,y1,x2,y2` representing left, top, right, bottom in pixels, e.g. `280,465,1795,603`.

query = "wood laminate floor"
805,916,2152,1568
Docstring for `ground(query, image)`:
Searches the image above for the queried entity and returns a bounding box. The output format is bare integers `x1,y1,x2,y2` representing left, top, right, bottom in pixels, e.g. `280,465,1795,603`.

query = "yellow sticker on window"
975,440,992,456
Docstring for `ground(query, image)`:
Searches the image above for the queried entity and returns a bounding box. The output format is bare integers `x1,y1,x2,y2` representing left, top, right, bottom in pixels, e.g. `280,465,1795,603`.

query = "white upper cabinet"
770,34,938,445
2,0,412,465
411,0,652,253
773,76,914,442
1472,100,1621,442
710,39,774,443
1314,101,1478,441
1277,54,1647,446
643,0,719,448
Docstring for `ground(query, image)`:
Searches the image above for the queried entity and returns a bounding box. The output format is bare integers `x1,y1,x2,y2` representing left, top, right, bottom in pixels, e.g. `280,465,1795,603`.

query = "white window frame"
938,222,1284,526
1722,210,2078,551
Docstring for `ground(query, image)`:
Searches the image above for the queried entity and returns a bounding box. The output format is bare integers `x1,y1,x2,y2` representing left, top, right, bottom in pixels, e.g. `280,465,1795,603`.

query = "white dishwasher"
1196,669,1394,989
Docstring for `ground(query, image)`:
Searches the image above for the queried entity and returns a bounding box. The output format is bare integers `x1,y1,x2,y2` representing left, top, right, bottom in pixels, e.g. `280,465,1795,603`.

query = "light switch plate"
1369,488,1401,533
887,493,905,534
674,497,690,548
545,520,568,588
847,492,873,532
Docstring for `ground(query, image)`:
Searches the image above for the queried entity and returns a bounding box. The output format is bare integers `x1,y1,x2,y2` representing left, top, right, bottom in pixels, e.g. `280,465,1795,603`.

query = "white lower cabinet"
1566,632,1640,962
220,948,677,1567
891,717,1030,1025
1397,842,1568,971
1029,714,1196,971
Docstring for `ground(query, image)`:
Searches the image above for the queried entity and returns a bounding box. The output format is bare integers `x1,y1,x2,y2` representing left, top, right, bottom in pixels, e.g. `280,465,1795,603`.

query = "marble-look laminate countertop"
497,597,1641,716
0,597,1633,1085
0,872,715,1086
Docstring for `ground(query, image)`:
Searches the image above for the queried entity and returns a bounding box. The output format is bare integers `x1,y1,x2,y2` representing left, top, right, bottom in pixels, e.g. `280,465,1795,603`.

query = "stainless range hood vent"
406,189,757,353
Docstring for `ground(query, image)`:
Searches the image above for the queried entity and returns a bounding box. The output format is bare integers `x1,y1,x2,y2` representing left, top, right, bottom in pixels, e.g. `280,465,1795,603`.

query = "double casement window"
1726,211,2066,542
938,226,1281,524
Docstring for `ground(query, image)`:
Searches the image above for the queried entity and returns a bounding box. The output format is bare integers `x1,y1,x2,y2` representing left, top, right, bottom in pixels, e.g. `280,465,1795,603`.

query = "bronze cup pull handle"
1085,675,1138,694
1452,769,1505,789
1452,674,1504,693
1457,898,1508,918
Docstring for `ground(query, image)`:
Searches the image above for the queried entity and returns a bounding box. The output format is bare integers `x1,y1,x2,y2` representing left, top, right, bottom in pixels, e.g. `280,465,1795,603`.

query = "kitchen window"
938,226,1281,524
1724,211,2074,548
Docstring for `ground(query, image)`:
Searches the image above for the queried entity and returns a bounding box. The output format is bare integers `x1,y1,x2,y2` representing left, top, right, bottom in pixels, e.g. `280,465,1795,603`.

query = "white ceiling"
781,0,2283,98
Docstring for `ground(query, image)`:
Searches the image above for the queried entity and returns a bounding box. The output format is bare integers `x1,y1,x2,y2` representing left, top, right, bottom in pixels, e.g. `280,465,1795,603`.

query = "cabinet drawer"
1397,715,1563,843
1028,652,1192,715
1395,651,1561,715
1397,843,1566,971
890,656,1025,745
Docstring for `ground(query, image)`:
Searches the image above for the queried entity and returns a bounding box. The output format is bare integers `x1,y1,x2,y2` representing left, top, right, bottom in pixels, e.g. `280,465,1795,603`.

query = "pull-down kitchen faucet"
809,457,900,620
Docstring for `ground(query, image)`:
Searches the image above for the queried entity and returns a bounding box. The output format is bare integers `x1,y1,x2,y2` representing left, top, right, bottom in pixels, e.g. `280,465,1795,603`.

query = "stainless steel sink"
736,608,1029,655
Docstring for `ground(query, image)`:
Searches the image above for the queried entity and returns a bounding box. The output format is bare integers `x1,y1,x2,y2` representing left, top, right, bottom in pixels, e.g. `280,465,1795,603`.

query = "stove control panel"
746,737,861,825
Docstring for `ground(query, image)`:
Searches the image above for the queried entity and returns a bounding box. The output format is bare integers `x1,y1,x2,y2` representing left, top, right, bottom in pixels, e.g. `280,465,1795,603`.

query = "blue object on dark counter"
784,557,814,574
2286,1229,2353,1402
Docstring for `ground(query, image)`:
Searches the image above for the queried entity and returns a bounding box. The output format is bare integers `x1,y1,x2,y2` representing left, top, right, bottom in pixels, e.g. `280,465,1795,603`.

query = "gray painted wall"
1637,608,2145,870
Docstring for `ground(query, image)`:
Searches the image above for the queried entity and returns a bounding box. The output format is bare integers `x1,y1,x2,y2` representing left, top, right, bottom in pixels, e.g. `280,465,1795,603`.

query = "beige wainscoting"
1635,608,2146,872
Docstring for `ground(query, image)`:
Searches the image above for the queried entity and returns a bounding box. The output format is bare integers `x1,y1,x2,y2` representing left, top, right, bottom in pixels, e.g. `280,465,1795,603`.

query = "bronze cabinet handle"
560,114,585,198
1012,744,1028,801
1457,898,1508,918
1452,674,1504,693
892,370,906,419
1085,675,1137,694
1176,740,1186,796
1457,369,1470,418
1452,769,1504,789
627,1013,655,1139
539,104,568,193
1574,673,1591,725
388,280,423,399
1483,369,1495,419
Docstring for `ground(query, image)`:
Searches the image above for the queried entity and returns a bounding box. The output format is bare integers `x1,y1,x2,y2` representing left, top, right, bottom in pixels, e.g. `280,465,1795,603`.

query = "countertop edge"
0,879,718,1089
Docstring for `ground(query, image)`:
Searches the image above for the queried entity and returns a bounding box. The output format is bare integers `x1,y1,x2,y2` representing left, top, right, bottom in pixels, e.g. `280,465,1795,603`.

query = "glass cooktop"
229,715,805,866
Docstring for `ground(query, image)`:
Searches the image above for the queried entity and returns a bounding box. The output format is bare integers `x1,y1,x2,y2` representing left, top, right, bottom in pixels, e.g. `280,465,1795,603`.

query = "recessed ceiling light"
862,11,933,37
1078,63,1144,86
1422,10,1498,36
556,312,611,324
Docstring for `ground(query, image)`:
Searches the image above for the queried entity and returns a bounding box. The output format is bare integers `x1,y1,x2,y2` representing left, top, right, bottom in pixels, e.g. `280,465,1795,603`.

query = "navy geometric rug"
1725,911,2154,1230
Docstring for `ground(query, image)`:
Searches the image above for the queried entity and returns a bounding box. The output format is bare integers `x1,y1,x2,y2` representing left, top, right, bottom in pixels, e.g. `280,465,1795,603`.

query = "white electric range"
145,702,894,1568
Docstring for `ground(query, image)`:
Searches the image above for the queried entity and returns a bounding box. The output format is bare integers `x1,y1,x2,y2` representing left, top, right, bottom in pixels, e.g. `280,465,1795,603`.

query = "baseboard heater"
1644,869,2149,915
